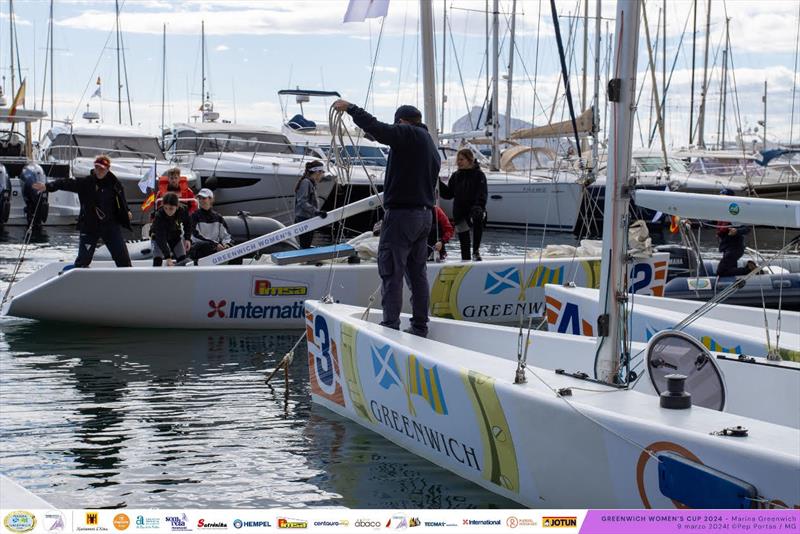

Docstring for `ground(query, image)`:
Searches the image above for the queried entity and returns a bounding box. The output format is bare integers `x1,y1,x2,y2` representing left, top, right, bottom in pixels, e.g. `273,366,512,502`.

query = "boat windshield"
634,156,689,173
176,131,295,155
320,145,387,167
689,157,765,177
45,134,165,160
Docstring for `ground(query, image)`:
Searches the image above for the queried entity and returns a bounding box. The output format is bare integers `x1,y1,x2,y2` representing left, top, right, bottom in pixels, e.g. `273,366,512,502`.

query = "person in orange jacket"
156,167,197,214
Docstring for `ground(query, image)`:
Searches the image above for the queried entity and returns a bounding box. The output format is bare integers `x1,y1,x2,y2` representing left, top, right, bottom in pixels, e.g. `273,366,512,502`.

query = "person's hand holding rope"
332,99,351,112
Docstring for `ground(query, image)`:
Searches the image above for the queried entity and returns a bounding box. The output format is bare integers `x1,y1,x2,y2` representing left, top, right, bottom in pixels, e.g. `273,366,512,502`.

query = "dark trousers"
378,207,432,334
191,241,217,263
76,224,132,268
717,252,750,277
296,217,314,248
457,224,483,260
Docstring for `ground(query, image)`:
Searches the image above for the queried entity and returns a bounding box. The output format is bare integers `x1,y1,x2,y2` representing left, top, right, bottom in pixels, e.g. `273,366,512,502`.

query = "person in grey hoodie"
293,160,327,248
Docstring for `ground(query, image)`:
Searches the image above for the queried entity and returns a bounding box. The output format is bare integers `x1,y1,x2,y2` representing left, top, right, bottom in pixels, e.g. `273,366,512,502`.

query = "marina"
0,0,799,525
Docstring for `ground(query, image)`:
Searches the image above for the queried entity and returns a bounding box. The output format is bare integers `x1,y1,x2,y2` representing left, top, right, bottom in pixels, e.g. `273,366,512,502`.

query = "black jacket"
46,170,131,232
347,104,441,209
717,221,750,257
439,164,488,224
150,206,192,258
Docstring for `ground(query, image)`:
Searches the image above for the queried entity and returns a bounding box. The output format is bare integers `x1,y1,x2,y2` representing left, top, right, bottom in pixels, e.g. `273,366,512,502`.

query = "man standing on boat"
716,188,757,277
333,99,441,338
33,155,132,267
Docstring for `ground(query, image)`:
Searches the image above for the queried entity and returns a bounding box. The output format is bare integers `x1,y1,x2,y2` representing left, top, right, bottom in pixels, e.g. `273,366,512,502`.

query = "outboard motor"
0,164,11,225
20,163,49,228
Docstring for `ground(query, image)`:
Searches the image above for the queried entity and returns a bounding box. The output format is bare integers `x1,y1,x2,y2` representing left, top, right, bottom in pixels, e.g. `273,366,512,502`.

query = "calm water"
0,226,544,509
0,224,792,509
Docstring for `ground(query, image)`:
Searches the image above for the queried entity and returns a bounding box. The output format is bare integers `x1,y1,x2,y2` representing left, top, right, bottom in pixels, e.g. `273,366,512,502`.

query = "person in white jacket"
190,188,233,263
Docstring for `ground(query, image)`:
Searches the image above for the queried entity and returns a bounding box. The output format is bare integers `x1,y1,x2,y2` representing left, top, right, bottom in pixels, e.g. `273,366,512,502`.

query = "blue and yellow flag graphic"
406,355,448,415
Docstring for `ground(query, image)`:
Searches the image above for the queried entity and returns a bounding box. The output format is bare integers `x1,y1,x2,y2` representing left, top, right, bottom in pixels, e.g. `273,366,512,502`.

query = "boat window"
320,145,387,167
43,134,76,160
198,132,294,155
60,135,166,160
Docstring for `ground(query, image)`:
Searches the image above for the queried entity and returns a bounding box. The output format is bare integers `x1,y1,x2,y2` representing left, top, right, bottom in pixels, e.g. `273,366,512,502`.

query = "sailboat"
302,0,799,508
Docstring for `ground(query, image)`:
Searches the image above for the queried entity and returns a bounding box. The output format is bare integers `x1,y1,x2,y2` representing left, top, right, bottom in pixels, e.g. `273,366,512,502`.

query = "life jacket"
153,175,198,213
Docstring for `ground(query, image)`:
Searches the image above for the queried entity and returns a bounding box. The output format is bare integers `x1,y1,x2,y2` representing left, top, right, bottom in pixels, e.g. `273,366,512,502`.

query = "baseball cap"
719,188,735,196
197,188,214,199
94,155,111,169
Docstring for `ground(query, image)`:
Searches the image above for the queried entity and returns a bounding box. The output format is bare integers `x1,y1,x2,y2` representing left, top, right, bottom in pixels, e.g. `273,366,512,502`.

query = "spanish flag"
8,79,26,118
141,192,156,211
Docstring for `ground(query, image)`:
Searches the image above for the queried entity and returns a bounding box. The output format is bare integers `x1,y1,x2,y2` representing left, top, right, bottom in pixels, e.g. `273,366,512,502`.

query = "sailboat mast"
689,0,697,145
9,0,15,95
420,0,439,144
595,0,642,384
49,0,54,127
697,0,711,148
591,0,601,175
762,80,767,150
440,0,446,132
115,0,122,124
201,20,206,122
505,0,517,139
490,0,499,170
581,0,588,112
161,24,166,144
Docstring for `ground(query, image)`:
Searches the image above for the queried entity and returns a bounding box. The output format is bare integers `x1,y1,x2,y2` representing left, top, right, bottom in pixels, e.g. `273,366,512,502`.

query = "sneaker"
403,327,428,338
472,251,482,261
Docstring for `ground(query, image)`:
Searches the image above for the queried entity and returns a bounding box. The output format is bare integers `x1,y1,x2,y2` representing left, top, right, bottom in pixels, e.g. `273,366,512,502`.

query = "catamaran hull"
305,301,800,508
4,255,667,329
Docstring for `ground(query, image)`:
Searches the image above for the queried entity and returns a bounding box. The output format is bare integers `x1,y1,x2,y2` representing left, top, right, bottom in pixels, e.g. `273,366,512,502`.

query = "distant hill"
450,106,532,139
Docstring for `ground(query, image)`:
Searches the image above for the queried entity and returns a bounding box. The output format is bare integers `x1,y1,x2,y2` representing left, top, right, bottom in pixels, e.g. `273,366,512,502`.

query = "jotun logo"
543,517,577,528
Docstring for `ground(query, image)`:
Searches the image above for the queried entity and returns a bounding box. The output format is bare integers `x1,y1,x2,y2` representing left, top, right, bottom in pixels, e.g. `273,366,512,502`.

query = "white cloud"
215,44,229,52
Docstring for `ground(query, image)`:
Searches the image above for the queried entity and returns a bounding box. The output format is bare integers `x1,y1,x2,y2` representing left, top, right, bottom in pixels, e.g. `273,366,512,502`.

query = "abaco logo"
208,299,226,318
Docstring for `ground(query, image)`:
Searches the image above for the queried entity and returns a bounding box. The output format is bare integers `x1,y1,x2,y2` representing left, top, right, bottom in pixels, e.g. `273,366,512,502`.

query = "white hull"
3,254,668,329
544,285,800,361
305,300,800,508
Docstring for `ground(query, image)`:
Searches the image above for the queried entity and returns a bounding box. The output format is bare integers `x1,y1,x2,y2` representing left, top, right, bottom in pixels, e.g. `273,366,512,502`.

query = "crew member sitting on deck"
190,188,233,263
150,192,192,266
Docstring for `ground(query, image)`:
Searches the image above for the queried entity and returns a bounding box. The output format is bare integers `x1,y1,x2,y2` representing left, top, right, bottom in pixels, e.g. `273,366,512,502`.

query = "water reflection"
1,323,519,508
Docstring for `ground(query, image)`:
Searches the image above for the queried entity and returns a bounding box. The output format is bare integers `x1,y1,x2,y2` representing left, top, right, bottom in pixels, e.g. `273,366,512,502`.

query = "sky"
1,0,798,150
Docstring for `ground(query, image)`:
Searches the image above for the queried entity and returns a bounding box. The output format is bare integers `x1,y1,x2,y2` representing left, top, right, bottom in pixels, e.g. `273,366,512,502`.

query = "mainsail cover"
509,107,594,140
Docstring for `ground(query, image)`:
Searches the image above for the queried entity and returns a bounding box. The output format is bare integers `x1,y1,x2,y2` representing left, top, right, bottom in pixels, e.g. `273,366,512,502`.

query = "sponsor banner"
2,509,792,532
192,255,667,328
579,509,800,533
